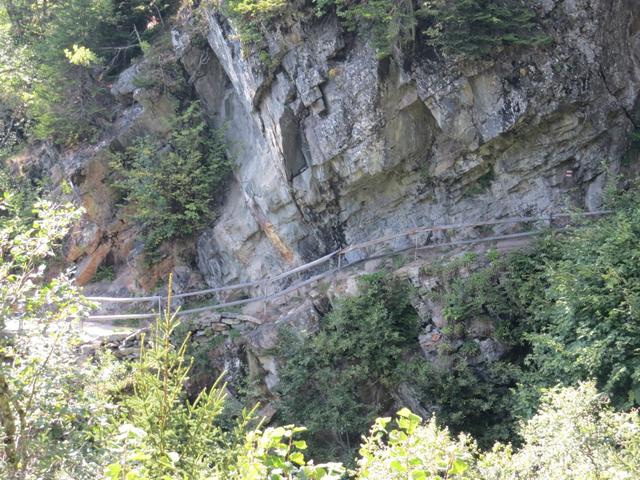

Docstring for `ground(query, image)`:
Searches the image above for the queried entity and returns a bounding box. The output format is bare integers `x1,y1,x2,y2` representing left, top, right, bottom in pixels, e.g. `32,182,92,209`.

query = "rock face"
13,0,640,401
22,0,639,296
167,0,640,291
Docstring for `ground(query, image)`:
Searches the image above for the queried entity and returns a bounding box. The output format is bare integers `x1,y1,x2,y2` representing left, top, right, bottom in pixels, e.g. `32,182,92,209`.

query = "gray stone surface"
16,0,640,399
167,0,640,291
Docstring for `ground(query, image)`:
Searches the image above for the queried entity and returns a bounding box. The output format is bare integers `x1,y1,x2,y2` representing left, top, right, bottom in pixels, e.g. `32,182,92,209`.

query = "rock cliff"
170,0,639,290
23,0,638,294
15,0,640,399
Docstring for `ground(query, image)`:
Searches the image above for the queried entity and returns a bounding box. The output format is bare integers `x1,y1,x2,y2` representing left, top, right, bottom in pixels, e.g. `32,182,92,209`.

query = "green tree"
276,273,420,460
102,280,343,479
522,201,640,409
111,102,232,258
355,382,640,480
430,190,640,415
318,0,417,58
0,0,175,145
421,0,549,57
0,190,114,479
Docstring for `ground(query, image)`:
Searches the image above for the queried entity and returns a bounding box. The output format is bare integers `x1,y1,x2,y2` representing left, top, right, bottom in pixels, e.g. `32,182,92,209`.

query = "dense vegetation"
0,0,175,147
275,274,421,461
421,0,549,56
1,169,640,477
273,187,640,463
1,0,639,478
0,190,638,479
110,102,232,257
435,188,640,413
223,0,547,59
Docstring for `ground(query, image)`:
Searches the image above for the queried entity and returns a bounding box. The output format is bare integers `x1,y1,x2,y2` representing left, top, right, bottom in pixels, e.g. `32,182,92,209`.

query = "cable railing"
83,210,611,321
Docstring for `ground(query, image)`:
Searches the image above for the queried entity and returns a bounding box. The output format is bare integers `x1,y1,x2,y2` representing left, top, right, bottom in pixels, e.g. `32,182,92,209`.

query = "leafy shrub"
421,0,550,57
111,102,232,258
0,192,111,479
356,382,640,480
434,246,548,348
522,200,640,409
101,287,343,480
276,269,526,455
403,357,522,447
432,191,640,414
478,382,640,479
94,264,116,282
357,408,479,479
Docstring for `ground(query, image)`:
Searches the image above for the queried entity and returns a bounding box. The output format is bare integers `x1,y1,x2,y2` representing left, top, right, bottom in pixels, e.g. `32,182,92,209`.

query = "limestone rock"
163,0,640,293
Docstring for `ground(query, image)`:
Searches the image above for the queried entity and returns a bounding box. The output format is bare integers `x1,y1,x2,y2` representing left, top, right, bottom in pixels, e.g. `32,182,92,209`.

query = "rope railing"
82,210,612,321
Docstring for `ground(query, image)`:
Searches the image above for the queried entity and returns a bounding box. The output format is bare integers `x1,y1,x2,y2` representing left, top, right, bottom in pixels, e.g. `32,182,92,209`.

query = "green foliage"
0,333,121,479
0,193,84,330
434,247,546,347
0,190,111,479
102,302,232,478
222,0,546,61
431,192,640,417
317,0,417,59
102,289,342,479
314,0,547,59
275,272,420,460
94,264,116,282
421,0,550,57
230,425,345,479
223,0,288,46
2,0,116,144
403,358,522,447
0,0,175,145
356,382,640,480
111,102,232,258
523,201,640,409
478,382,640,479
357,408,479,479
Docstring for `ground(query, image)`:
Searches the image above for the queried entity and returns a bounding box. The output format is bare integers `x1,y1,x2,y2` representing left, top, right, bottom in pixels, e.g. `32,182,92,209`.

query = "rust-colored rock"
75,241,112,286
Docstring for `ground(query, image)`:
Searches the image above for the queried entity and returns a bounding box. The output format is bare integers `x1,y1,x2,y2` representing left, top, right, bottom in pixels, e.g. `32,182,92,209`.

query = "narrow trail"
78,210,610,335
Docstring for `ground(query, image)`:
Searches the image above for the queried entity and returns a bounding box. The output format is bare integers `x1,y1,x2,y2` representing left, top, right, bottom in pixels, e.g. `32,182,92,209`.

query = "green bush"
100,295,344,480
223,0,289,46
217,0,548,62
403,357,522,447
421,0,549,57
276,269,528,455
317,0,417,59
433,190,640,415
1,0,175,145
94,264,116,282
522,200,640,409
110,102,232,258
357,382,640,479
275,272,420,461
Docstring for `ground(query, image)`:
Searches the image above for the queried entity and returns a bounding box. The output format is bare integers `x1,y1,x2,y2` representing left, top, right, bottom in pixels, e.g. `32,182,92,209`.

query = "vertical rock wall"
168,0,640,289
